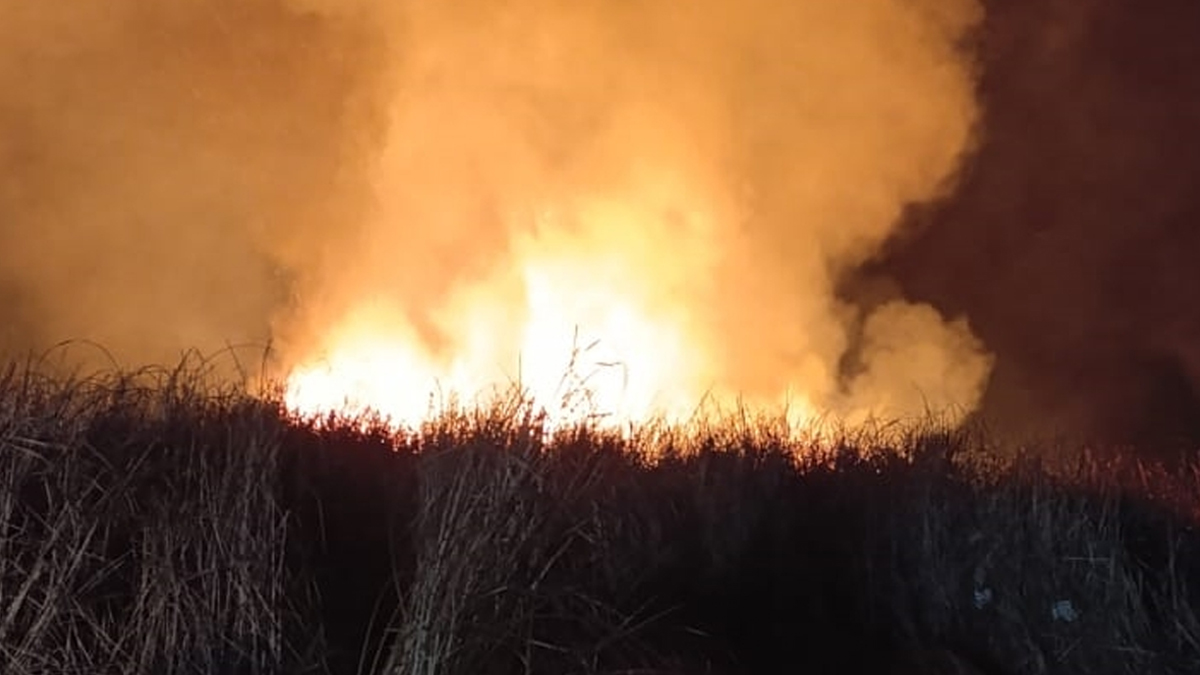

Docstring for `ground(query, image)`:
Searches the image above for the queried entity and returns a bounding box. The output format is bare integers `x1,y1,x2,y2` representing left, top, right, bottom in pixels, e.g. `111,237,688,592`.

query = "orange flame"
280,196,804,432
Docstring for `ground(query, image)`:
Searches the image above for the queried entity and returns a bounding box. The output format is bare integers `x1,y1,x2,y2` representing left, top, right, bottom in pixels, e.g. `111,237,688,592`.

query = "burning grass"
0,357,1196,674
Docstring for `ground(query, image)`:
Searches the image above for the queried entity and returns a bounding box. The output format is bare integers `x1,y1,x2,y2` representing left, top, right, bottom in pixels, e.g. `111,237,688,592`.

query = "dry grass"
0,356,1196,674
0,356,304,675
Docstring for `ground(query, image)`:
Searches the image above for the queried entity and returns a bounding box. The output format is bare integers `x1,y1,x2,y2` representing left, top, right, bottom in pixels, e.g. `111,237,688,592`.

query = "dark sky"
854,0,1200,449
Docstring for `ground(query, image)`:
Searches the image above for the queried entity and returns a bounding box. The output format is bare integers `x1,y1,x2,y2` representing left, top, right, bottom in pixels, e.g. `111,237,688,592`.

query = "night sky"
859,0,1200,448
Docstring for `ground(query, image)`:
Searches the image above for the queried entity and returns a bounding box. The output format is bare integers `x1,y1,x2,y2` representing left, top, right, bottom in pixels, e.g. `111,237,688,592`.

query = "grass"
0,355,1196,674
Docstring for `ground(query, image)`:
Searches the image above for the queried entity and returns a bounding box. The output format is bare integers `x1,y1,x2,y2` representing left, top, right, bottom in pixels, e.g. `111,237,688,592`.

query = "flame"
280,195,811,432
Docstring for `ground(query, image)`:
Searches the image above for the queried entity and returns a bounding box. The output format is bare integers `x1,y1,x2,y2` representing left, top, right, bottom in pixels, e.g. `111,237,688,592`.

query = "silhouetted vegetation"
0,358,1196,674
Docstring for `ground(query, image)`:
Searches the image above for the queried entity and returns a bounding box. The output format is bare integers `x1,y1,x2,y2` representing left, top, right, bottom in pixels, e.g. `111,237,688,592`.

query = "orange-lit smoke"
0,2,384,371
0,0,994,431
275,0,993,429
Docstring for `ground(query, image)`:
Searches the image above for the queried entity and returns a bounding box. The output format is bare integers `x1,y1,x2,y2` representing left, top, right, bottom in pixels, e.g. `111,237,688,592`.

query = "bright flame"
281,197,793,432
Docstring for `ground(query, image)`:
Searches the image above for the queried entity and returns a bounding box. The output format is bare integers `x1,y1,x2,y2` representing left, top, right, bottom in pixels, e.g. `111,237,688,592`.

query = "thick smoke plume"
0,0,992,424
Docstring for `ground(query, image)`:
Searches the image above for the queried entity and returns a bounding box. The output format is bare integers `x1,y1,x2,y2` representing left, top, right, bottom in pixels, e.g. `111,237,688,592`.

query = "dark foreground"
0,363,1197,675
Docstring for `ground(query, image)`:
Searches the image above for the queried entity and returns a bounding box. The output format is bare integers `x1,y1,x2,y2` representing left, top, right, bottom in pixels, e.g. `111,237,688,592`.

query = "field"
0,358,1197,675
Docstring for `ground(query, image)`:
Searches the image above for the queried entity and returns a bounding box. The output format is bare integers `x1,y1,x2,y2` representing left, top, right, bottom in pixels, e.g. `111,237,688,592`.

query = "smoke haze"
0,2,389,369
0,0,993,425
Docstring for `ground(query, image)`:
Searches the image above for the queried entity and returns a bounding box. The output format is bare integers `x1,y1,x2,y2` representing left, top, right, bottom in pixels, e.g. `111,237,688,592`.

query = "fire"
282,274,710,431
280,198,782,433
273,0,992,435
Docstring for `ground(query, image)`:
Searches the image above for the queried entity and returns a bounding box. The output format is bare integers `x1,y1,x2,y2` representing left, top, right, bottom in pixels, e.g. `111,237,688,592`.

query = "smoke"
0,0,993,424
0,2,384,370
864,0,1200,448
